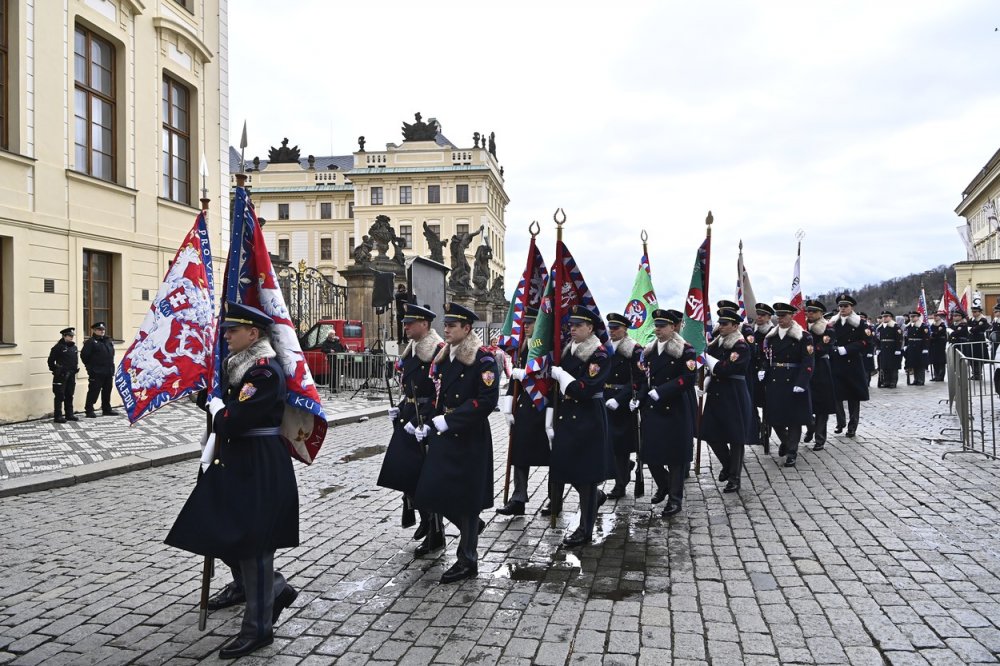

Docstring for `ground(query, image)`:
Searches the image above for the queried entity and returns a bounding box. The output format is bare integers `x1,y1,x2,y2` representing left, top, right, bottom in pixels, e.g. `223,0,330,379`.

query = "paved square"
2,381,999,664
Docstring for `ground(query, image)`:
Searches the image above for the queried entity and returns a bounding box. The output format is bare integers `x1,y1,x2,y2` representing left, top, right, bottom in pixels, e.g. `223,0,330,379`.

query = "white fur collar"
643,332,686,359
766,320,803,340
711,330,744,350
434,330,484,367
878,321,895,328
563,334,601,362
615,336,638,358
755,322,773,335
838,312,861,328
225,339,276,387
809,319,830,336
401,329,443,363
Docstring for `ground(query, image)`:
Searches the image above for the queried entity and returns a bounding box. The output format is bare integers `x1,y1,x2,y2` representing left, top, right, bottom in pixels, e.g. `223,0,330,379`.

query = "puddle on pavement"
318,485,344,498
338,445,386,463
590,587,643,601
492,549,582,581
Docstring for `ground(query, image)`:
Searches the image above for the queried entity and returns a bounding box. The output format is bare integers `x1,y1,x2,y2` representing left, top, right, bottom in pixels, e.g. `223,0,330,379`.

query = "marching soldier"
760,302,814,467
949,309,970,346
81,321,119,417
604,312,645,499
751,304,775,446
47,327,80,423
637,309,697,516
414,303,498,583
903,311,929,386
804,301,836,451
499,308,553,516
875,311,902,389
166,303,299,660
928,311,948,381
830,294,871,437
860,312,877,384
968,304,990,379
702,308,755,493
548,305,612,547
377,303,445,555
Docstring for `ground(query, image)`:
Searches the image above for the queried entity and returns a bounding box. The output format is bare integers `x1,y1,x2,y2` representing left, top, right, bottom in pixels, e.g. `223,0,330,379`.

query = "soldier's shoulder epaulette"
247,364,274,379
256,358,269,366
594,344,609,358
478,349,496,364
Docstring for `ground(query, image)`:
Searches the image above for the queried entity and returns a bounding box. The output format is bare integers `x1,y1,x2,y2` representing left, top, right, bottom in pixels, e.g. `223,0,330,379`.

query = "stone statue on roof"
473,243,493,292
402,112,438,142
422,221,448,264
369,215,396,259
267,138,301,164
352,235,373,265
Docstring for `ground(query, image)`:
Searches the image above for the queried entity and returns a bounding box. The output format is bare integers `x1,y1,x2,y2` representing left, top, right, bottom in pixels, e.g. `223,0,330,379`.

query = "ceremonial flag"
681,237,711,359
917,287,928,323
624,251,657,346
959,285,971,315
213,186,328,464
115,213,216,423
942,279,959,313
790,252,806,328
497,235,547,352
736,241,757,323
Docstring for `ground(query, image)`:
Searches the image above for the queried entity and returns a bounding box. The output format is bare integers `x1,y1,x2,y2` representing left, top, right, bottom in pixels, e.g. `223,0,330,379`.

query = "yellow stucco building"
954,146,1000,309
0,0,228,422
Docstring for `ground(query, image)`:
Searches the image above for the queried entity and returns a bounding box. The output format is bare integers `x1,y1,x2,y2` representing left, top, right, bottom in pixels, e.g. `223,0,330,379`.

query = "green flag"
624,252,657,346
681,237,711,356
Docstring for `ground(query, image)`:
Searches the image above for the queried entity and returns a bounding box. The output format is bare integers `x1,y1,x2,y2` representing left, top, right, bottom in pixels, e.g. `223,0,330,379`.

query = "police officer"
804,301,836,451
751,304,775,446
875,311,902,389
166,303,299,660
81,322,119,417
830,294,871,437
637,309,697,516
48,327,80,423
928,311,948,381
702,308,755,493
968,304,990,379
414,303,498,583
377,303,445,555
903,311,929,386
603,312,645,499
759,302,814,467
548,305,612,547
500,308,552,516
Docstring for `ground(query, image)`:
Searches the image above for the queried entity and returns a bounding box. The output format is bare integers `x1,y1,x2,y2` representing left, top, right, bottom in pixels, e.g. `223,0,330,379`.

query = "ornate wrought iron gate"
276,261,348,330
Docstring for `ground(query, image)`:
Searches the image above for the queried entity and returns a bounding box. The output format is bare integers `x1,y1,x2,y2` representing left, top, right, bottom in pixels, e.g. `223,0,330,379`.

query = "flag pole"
695,211,713,475
551,208,566,529
197,157,214,632
634,230,648,498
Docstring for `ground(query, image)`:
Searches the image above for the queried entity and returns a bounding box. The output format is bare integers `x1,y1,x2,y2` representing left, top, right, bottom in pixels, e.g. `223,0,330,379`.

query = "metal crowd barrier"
943,342,999,461
324,352,400,402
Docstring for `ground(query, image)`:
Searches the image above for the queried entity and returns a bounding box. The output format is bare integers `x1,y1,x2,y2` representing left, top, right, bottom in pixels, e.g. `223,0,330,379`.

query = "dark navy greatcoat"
166,355,299,560
830,314,871,402
876,323,903,370
414,342,499,514
948,321,970,345
377,335,443,495
638,337,697,467
606,337,645,456
929,321,948,366
507,345,550,468
903,323,929,370
750,324,772,407
761,325,814,427
862,321,877,375
807,320,837,415
700,334,755,445
968,315,990,361
551,338,613,486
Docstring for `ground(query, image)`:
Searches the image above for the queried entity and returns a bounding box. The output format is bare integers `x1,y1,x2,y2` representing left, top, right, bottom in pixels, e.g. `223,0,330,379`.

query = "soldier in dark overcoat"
903,311,929,386
949,310,970,344
760,302,814,467
875,311,902,389
928,311,948,381
860,313,877,384
603,312,645,499
165,303,299,660
968,304,990,379
498,308,552,516
830,294,871,437
804,301,836,451
80,321,119,417
48,327,80,423
548,305,612,547
415,303,499,583
702,308,755,493
751,304,775,445
637,309,696,516
377,303,445,555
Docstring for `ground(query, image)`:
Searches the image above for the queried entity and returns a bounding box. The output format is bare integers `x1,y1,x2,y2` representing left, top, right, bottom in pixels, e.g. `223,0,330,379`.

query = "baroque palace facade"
955,146,1000,309
0,0,228,422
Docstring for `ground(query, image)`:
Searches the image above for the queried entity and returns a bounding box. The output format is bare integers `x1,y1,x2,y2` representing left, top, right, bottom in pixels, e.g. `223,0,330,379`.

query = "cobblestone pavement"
2,381,1000,665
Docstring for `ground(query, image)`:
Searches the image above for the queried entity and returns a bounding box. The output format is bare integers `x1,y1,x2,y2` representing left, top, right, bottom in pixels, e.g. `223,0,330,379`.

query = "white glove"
415,424,430,441
629,398,639,412
757,370,766,381
404,422,416,435
544,407,555,447
902,346,908,352
550,366,574,394
922,349,929,354
199,433,217,473
695,387,705,400
792,386,806,393
505,413,515,426
432,415,449,433
498,395,513,415
894,351,902,356
388,407,399,418
704,355,719,372
208,397,226,417
605,398,619,411
837,346,847,356
648,389,660,402
510,368,526,381
703,376,712,393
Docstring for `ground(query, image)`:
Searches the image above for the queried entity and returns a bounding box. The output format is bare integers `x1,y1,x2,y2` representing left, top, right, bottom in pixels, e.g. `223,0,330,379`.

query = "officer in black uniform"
637,309,697,516
830,294,871,437
499,308,552,516
903,311,929,386
702,308,754,493
860,312,877,384
81,322,119,417
751,304,775,446
990,305,1000,359
968,304,990,379
414,303,499,583
377,303,445,555
166,303,299,660
804,301,836,451
604,312,645,499
48,327,80,423
548,305,612,547
928,311,949,381
875,311,902,389
949,309,970,345
759,302,814,467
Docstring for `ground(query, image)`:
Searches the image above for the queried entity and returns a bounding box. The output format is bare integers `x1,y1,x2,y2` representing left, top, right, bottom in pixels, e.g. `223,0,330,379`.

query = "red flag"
790,253,806,328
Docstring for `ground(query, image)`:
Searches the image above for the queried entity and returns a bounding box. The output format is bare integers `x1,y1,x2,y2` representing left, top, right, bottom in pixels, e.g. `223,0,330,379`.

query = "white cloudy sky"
230,0,997,313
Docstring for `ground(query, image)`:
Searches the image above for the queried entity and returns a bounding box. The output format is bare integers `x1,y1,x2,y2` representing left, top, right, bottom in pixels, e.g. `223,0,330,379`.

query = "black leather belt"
771,362,801,368
244,427,280,436
605,383,626,390
406,397,433,405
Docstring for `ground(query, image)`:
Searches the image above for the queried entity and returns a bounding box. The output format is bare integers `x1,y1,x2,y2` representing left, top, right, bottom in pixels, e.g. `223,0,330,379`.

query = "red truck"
300,319,365,385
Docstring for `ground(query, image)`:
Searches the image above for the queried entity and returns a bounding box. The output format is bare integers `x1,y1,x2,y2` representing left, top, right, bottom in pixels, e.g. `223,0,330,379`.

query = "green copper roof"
233,185,355,193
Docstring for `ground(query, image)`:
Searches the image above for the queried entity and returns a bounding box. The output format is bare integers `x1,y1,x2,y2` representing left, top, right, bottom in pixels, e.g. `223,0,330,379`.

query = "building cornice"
345,165,491,177
956,146,1000,216
152,16,214,62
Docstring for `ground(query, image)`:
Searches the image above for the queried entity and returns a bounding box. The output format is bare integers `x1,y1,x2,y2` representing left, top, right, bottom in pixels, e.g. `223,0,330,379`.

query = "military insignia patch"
588,363,600,377
481,370,496,387
806,345,814,355
730,352,739,362
238,383,257,402
686,359,697,371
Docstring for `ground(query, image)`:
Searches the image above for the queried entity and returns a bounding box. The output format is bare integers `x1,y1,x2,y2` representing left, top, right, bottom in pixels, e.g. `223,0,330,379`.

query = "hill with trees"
813,265,956,317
